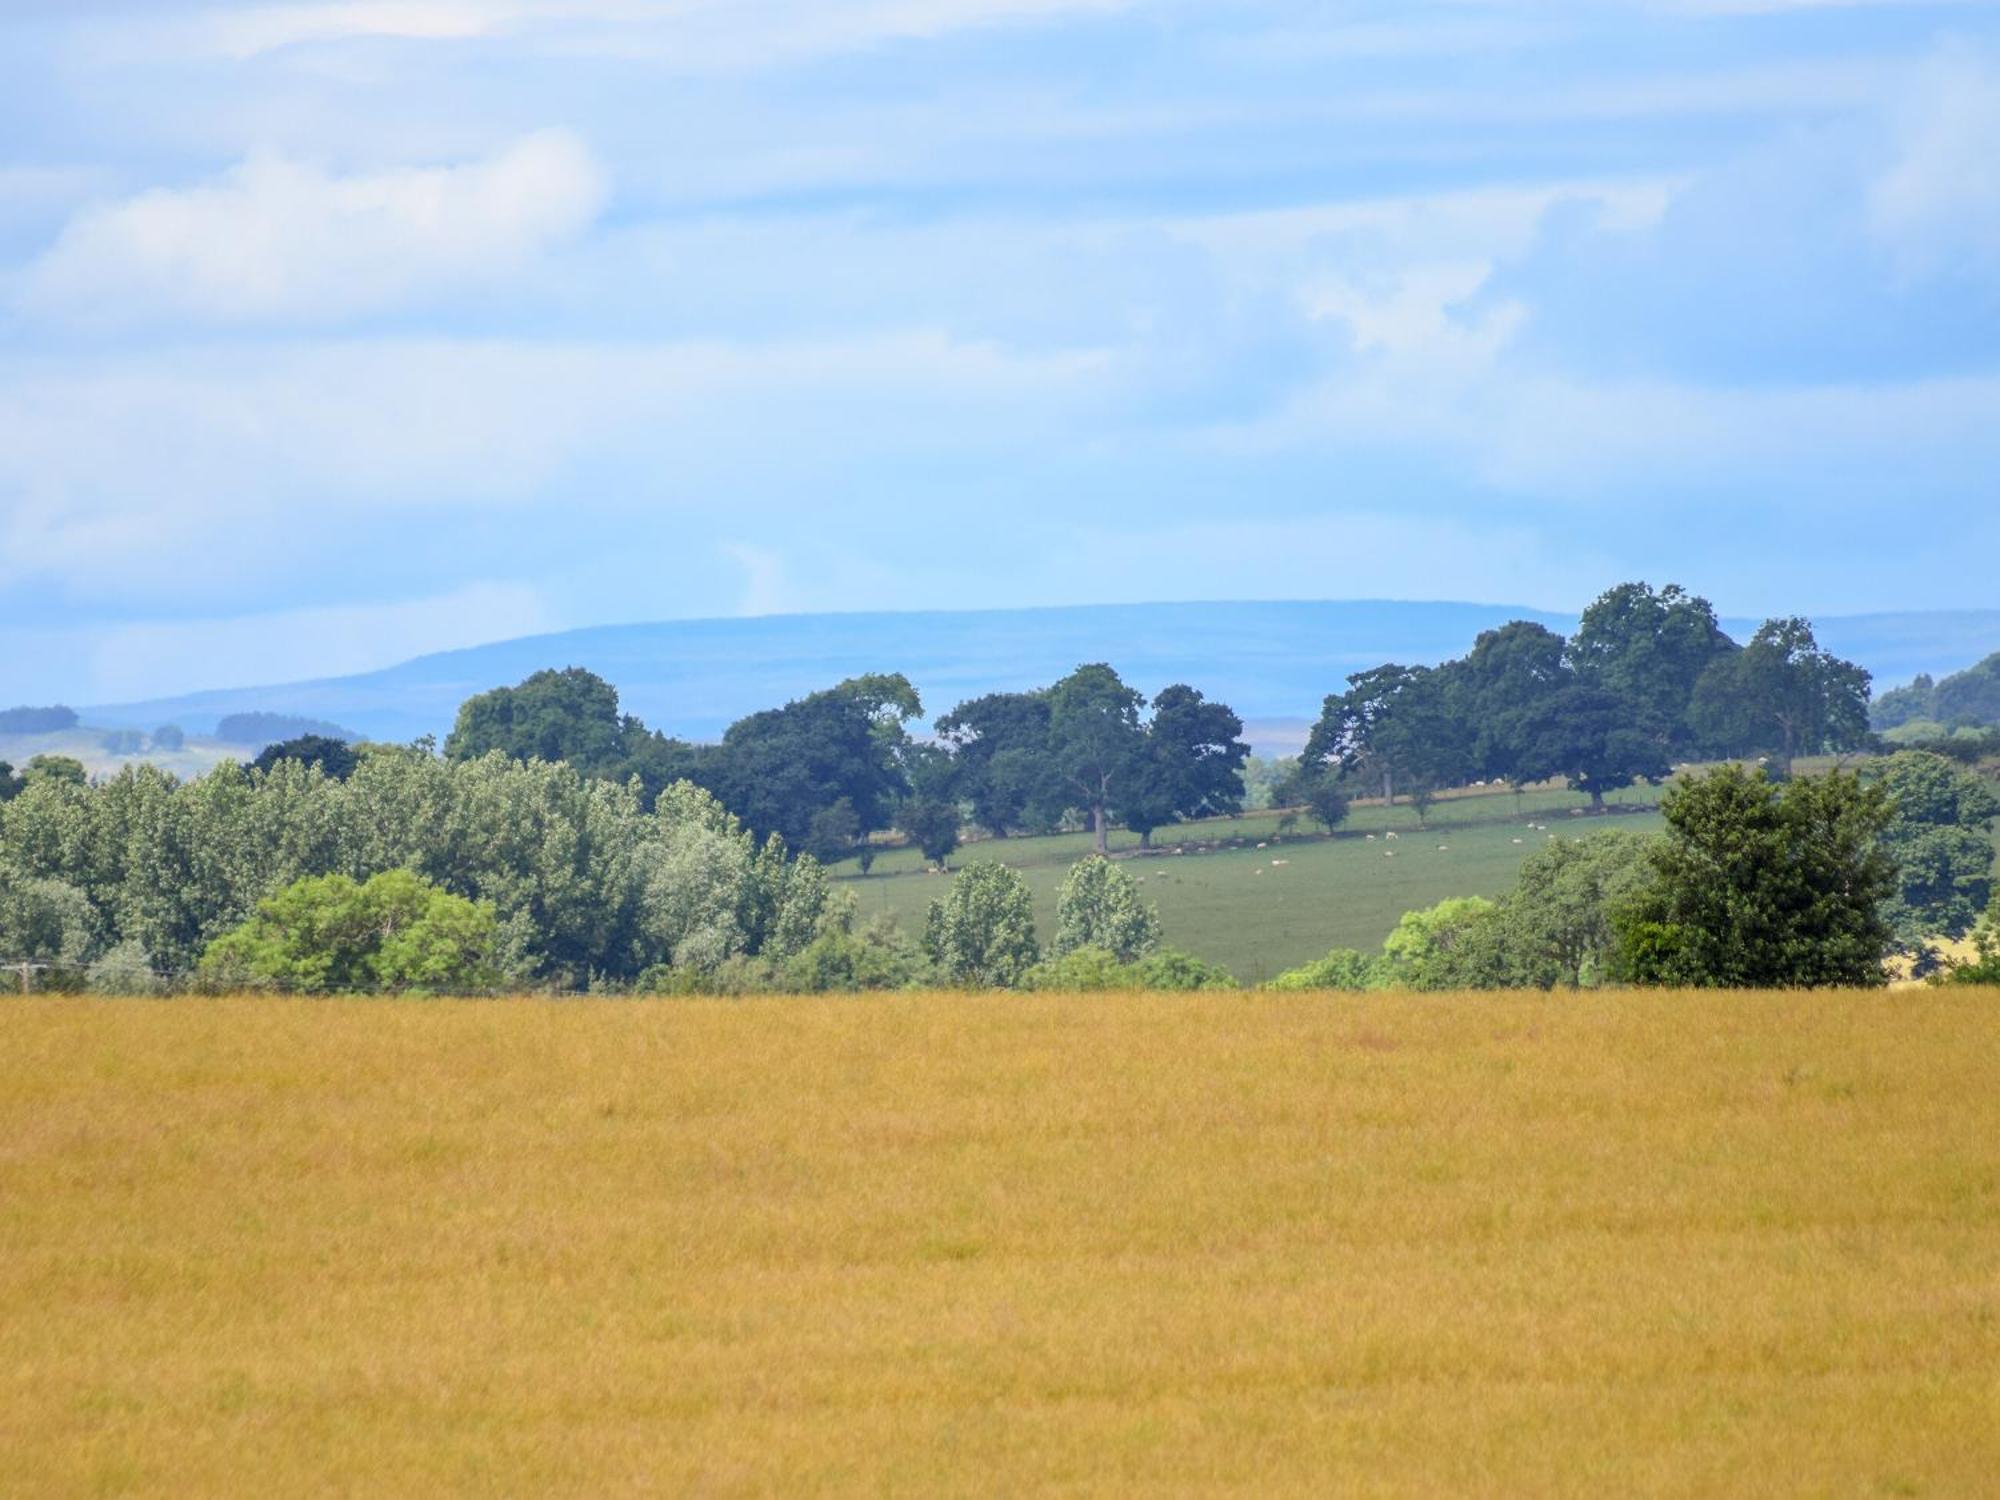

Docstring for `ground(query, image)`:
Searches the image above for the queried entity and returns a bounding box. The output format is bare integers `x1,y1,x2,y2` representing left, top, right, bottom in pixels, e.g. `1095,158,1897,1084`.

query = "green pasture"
838,781,1665,982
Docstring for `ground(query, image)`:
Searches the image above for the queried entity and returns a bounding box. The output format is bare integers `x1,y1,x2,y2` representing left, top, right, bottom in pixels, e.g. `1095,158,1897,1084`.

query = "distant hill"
82,600,2000,756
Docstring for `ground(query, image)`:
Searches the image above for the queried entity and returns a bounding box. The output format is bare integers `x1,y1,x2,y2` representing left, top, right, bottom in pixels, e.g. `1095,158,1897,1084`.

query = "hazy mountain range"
78,601,2000,755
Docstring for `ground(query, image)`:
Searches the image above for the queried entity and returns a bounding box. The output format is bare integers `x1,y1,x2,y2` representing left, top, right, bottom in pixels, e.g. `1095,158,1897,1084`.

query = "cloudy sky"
3,0,1997,703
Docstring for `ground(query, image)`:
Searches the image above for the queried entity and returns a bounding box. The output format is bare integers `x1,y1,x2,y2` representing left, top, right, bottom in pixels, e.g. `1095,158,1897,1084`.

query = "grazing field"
841,781,1664,980
5,992,1998,1497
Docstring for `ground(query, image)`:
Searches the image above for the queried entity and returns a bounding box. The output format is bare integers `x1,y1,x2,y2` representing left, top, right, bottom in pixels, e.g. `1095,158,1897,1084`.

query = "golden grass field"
4,991,1998,1498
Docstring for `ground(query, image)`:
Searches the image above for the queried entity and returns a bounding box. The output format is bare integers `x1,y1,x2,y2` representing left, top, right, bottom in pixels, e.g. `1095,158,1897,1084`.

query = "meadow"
840,780,1666,980
4,990,1997,1497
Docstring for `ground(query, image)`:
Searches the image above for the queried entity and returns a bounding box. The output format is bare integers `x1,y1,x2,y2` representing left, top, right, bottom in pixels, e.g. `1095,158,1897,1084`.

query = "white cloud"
23,130,606,326
0,331,1109,602
1869,44,2000,278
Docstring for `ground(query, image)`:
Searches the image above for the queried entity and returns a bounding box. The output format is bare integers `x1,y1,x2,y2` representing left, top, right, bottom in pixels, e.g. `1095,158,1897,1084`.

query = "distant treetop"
0,705,80,734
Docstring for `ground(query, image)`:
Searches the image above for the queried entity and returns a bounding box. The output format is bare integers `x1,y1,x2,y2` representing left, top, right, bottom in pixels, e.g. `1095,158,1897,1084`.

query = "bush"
200,870,501,994
0,705,79,734
1267,948,1379,991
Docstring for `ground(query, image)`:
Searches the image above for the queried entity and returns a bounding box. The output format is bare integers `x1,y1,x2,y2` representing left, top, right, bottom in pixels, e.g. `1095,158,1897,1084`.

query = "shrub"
200,870,501,994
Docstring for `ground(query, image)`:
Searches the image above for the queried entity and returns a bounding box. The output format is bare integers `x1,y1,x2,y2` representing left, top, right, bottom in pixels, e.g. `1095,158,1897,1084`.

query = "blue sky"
2,0,1997,703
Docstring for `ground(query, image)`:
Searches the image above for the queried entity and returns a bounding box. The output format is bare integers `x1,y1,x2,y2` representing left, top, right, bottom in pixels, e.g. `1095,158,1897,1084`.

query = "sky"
2,0,1998,704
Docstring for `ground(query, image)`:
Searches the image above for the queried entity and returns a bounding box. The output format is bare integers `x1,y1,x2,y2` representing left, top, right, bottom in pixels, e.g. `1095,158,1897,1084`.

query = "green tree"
0,871,100,974
251,734,361,781
446,667,628,771
1305,663,1470,810
1569,582,1735,752
1691,618,1871,776
1457,620,1572,784
897,797,963,867
707,675,922,849
1052,855,1161,962
1377,896,1510,990
805,797,862,864
1493,832,1654,988
1611,765,1897,987
0,762,19,803
25,755,86,787
1046,664,1147,856
199,869,501,993
1938,895,2000,985
1865,751,2000,952
1267,947,1380,991
924,862,1040,987
934,692,1057,837
1120,684,1249,848
1509,684,1672,810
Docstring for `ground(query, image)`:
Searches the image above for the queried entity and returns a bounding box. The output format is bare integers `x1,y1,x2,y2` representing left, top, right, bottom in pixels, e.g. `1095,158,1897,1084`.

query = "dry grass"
3,990,1998,1498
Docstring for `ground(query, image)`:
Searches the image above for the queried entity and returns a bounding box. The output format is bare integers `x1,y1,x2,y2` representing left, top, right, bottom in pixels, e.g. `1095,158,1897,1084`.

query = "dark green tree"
935,691,1056,837
1509,684,1672,810
0,761,20,803
1611,765,1897,987
1456,620,1572,784
1691,617,1871,776
1304,663,1471,809
1046,664,1147,856
251,734,361,781
1119,684,1249,847
706,675,922,848
446,667,629,773
151,725,186,751
1568,582,1735,752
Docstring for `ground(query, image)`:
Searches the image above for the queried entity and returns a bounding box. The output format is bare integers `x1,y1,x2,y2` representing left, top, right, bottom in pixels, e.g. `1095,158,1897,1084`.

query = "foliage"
0,870,99,969
443,667,702,808
805,797,862,864
101,729,144,755
199,869,501,994
896,796,963,867
1865,751,2000,951
1611,765,1897,988
1266,947,1380,991
1937,895,2000,985
1507,684,1672,810
1874,652,2000,731
1052,855,1161,962
1568,582,1734,753
251,734,361,781
1490,832,1655,988
1022,943,1237,992
935,692,1058,837
706,674,922,848
152,724,186,752
0,705,80,734
1120,684,1250,847
1046,664,1148,856
924,862,1040,987
1377,896,1511,989
25,755,86,787
0,762,18,803
1690,617,1871,775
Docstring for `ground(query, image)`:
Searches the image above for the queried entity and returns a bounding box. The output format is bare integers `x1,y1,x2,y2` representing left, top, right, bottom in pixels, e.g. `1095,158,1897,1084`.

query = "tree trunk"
1138,828,1153,850
1590,786,1605,812
1092,802,1109,856
1381,768,1394,806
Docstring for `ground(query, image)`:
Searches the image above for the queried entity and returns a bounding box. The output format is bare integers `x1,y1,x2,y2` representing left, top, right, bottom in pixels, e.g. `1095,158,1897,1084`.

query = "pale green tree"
1052,855,1160,962
924,862,1040,987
